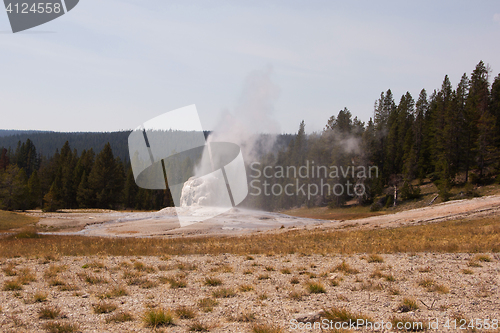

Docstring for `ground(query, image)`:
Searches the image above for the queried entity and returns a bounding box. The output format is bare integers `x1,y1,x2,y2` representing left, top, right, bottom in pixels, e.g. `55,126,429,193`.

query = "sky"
0,0,500,134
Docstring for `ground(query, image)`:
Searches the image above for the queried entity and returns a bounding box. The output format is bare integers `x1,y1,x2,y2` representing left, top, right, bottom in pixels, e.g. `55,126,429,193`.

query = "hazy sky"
1,0,499,134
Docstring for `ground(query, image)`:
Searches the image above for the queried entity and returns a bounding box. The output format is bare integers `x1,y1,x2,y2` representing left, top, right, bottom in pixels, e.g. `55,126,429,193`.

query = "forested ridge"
1,61,499,212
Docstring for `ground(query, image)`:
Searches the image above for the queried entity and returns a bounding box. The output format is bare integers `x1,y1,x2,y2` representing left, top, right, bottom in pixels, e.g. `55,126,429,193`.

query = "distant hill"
0,129,52,137
0,131,132,162
0,130,295,163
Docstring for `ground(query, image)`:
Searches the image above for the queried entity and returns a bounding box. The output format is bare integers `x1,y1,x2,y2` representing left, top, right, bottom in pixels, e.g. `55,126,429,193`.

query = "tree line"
245,61,500,210
0,141,173,211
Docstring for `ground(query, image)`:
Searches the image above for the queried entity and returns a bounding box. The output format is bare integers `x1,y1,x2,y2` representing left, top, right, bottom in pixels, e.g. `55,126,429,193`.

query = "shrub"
3,280,22,291
105,311,134,323
212,288,236,298
204,277,223,286
332,261,359,274
306,281,326,294
239,284,254,292
175,306,197,319
39,306,61,319
93,301,117,314
252,323,283,333
398,298,418,312
367,254,384,263
33,292,48,303
198,298,218,312
189,322,210,331
322,306,372,323
42,321,79,333
142,308,175,327
475,254,492,262
280,268,291,274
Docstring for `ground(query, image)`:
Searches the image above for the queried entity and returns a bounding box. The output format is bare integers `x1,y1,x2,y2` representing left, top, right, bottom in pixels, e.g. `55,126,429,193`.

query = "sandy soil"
0,253,498,332
28,194,500,238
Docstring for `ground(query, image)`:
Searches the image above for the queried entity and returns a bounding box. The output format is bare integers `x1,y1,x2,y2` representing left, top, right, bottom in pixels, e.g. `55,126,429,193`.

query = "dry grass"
42,321,79,333
161,275,187,288
189,321,210,331
367,254,384,263
212,287,236,298
93,301,117,314
3,279,22,291
417,278,449,293
306,281,326,294
105,311,134,323
322,306,372,323
1,217,499,258
398,298,419,312
39,306,61,319
474,254,492,262
252,323,283,333
332,261,359,274
79,273,108,285
142,308,175,328
0,210,38,231
204,277,223,286
198,297,218,312
239,284,254,292
33,291,48,303
175,305,197,319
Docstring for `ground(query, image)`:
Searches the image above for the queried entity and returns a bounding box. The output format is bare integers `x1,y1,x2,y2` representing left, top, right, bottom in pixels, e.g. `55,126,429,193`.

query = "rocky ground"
0,253,499,332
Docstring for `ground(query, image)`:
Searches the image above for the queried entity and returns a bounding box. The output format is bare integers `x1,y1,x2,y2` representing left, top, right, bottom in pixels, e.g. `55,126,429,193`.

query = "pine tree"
87,143,124,209
43,179,63,212
467,61,494,180
27,169,42,209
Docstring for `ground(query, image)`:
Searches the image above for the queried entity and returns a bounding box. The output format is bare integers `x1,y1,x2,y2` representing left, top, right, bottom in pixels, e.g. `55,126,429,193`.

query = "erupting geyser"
180,174,226,207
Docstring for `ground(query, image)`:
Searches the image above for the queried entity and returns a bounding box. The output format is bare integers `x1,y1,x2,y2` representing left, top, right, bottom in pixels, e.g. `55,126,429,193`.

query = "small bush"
42,321,79,333
33,292,48,303
161,276,187,289
17,268,36,284
81,273,107,285
252,323,283,333
204,277,223,286
189,321,210,332
290,277,300,284
367,254,384,263
461,269,474,275
3,280,22,291
198,298,218,312
142,308,175,328
93,301,117,314
280,268,291,274
2,263,17,276
239,284,254,292
332,261,359,274
289,290,303,301
264,266,275,272
475,254,492,262
398,298,418,312
306,281,326,294
322,306,372,323
39,306,61,319
257,274,270,280
212,288,236,298
106,311,134,323
175,306,197,319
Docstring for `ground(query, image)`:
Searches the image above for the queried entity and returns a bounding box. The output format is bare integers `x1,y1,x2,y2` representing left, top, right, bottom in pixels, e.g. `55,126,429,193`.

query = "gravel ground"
0,253,499,332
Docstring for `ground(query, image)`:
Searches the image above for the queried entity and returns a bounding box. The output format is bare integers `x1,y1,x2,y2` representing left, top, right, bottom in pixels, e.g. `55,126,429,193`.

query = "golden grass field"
0,215,499,258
